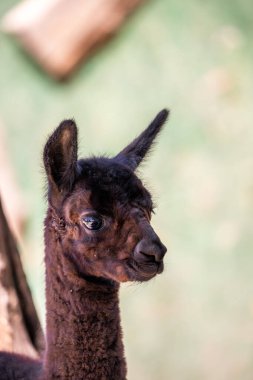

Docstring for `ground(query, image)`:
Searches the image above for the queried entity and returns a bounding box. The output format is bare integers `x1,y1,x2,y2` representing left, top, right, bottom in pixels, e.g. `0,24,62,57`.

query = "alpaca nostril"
149,241,167,262
140,250,163,263
134,240,167,264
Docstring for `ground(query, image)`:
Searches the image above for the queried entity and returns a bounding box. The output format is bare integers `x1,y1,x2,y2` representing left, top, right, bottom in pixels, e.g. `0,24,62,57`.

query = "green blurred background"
0,0,253,379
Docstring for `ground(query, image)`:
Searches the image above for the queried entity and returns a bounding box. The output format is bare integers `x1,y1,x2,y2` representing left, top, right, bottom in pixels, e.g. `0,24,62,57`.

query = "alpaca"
0,108,169,380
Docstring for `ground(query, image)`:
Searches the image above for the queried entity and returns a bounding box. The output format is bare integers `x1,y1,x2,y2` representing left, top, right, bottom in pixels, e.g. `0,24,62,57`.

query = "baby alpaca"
0,109,169,380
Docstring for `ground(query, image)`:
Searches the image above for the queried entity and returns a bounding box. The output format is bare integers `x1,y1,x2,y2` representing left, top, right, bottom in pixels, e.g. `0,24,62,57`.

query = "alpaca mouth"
128,260,164,281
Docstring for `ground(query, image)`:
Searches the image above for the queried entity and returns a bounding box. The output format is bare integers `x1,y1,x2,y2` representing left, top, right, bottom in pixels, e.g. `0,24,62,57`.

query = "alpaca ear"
114,109,169,170
44,120,78,201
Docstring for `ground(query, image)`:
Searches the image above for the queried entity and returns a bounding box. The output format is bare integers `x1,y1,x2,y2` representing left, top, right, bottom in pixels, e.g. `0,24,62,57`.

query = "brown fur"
0,109,169,380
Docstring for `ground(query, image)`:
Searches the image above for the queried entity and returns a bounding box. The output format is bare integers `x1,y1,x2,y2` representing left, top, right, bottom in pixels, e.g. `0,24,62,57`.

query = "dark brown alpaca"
0,109,169,380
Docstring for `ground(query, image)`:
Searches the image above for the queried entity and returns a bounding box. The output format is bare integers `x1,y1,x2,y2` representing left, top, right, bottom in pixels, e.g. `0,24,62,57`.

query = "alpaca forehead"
71,158,153,212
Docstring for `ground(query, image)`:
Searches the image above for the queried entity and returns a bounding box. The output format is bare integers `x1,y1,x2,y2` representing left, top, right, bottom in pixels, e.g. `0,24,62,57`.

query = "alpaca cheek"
104,263,129,282
89,261,105,277
117,250,131,260
67,226,80,241
115,265,130,282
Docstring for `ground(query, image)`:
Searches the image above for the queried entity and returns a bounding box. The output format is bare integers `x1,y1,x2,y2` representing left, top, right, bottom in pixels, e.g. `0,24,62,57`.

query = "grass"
0,0,253,378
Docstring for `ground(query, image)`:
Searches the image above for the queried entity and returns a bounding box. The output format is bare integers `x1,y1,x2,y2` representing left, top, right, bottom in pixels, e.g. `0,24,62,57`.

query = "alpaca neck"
43,228,126,380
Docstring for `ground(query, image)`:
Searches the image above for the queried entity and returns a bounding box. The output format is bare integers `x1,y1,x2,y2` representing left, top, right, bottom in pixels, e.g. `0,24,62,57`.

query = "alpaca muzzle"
133,236,167,277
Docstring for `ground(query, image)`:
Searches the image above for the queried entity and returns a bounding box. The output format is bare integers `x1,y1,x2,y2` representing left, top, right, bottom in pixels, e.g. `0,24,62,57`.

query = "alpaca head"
44,110,169,283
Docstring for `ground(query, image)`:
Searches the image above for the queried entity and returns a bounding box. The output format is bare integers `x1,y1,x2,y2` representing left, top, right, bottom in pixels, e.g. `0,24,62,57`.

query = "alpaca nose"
134,238,167,263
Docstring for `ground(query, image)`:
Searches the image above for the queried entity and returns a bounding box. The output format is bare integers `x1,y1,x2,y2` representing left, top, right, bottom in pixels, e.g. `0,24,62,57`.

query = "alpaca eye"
82,215,103,231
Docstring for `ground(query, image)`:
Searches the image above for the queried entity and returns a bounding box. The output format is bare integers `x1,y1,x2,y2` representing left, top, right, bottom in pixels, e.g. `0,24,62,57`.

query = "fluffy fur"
0,109,169,380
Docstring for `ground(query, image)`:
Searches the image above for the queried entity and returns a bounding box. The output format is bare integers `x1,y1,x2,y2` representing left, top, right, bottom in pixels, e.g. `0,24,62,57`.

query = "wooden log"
0,196,44,357
1,0,145,79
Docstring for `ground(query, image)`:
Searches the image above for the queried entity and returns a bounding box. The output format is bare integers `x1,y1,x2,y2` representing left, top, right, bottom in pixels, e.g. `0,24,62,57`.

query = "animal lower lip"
141,261,164,275
131,260,160,275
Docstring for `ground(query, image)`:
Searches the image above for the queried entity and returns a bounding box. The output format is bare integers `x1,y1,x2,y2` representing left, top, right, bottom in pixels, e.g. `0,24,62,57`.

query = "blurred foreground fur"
0,198,43,357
